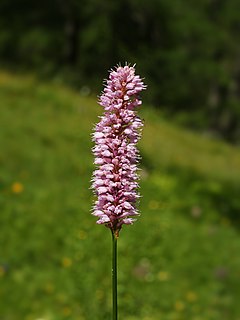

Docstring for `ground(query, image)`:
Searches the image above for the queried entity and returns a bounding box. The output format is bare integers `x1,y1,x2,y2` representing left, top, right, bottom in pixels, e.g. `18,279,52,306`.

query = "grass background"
0,71,240,320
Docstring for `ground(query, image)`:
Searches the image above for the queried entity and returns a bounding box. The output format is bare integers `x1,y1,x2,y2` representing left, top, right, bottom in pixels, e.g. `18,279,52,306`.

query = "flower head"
91,64,146,236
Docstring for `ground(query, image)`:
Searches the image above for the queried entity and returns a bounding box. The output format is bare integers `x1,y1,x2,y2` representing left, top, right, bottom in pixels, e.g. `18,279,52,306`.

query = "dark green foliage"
0,0,240,141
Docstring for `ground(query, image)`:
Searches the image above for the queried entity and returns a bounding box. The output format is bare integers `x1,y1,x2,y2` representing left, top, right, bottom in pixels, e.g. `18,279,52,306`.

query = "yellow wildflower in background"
44,283,55,294
11,182,24,194
174,300,185,312
157,271,170,281
62,307,72,316
62,257,72,268
186,291,198,302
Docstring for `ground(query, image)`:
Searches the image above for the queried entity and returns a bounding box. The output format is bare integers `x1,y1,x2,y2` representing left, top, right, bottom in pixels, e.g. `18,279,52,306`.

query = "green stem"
112,230,118,320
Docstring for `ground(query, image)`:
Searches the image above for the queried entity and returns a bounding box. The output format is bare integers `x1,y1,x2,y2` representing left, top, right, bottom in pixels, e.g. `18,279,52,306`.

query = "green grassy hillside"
0,71,240,320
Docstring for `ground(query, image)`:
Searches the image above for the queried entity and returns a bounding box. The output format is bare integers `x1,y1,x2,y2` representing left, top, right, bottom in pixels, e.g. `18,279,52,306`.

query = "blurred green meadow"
1,71,240,320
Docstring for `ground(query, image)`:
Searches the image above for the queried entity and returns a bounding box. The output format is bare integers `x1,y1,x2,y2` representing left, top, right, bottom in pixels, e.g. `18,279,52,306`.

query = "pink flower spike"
91,64,146,236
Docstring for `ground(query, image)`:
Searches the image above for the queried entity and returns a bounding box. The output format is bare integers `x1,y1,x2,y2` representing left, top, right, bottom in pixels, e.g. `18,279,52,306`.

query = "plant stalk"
112,230,118,320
